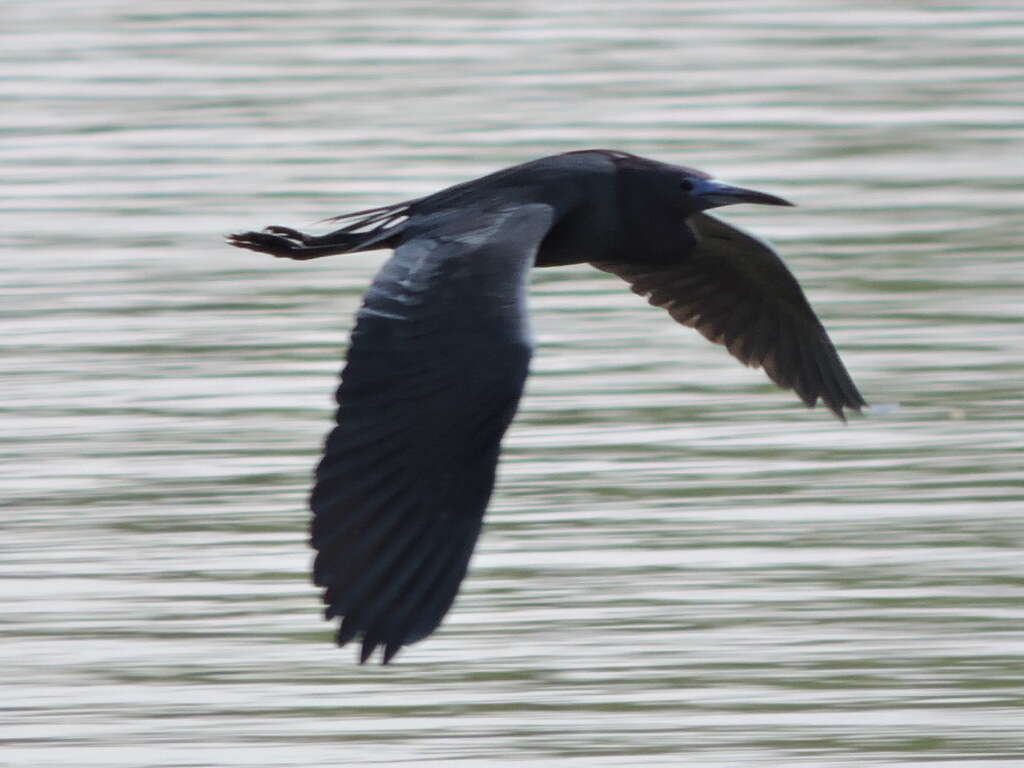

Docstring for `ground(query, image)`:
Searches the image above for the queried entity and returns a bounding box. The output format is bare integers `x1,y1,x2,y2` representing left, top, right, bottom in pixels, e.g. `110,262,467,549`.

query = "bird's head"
678,169,794,212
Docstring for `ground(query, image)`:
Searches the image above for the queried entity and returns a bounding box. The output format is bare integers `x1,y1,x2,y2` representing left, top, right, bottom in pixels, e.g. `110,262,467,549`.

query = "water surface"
3,2,1023,765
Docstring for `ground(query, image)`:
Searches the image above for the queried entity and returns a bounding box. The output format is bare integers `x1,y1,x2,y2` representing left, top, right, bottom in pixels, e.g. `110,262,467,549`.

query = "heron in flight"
227,149,864,663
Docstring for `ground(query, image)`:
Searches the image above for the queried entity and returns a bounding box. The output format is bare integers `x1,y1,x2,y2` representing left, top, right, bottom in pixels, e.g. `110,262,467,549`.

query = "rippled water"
3,2,1024,766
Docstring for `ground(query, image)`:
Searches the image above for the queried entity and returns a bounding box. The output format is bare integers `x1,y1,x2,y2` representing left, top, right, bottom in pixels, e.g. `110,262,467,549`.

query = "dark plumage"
227,149,864,663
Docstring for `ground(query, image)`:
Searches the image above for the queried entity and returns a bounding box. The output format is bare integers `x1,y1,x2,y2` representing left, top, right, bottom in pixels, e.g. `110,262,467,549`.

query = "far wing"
591,212,865,419
310,205,555,663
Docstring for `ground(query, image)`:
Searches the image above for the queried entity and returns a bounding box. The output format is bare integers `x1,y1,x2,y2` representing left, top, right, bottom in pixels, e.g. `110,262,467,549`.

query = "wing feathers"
592,212,864,419
310,205,556,662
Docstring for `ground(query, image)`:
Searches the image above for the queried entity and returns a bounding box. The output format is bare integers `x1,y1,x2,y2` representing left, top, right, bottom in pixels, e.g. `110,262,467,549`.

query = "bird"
226,149,865,664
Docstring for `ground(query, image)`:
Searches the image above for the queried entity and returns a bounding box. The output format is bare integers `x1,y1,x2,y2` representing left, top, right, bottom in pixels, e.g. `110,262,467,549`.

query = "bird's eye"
679,179,694,191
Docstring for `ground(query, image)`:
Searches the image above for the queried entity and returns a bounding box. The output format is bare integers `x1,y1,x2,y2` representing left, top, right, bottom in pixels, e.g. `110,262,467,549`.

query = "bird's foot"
263,225,314,244
225,227,315,259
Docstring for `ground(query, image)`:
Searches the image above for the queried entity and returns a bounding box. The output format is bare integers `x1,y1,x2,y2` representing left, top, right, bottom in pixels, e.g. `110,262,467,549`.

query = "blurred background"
2,1,1023,765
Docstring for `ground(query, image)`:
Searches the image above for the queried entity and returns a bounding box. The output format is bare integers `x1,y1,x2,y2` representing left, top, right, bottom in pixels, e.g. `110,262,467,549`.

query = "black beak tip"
752,191,797,207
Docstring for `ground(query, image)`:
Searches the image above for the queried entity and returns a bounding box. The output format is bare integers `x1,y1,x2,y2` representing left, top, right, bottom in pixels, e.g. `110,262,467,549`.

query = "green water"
3,2,1023,765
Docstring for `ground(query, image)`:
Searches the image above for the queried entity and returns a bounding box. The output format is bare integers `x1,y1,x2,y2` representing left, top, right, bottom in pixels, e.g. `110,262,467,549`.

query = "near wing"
310,205,555,663
591,212,865,419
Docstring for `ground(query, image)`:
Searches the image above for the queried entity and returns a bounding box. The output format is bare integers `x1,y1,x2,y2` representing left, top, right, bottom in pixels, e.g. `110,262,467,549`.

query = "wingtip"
359,640,376,665
827,399,867,424
382,642,402,664
336,617,360,648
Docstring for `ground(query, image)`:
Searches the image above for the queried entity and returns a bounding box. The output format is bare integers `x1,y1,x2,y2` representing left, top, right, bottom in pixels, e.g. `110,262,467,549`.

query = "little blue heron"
227,149,865,663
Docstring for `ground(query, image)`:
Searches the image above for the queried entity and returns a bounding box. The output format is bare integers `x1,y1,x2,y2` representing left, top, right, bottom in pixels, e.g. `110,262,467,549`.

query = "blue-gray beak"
690,178,795,208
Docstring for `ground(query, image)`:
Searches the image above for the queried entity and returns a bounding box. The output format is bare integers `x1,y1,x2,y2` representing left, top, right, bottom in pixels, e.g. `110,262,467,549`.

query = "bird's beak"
690,178,795,208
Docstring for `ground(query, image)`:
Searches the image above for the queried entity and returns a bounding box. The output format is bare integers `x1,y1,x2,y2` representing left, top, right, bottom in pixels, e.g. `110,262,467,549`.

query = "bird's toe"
263,225,309,244
225,230,297,257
